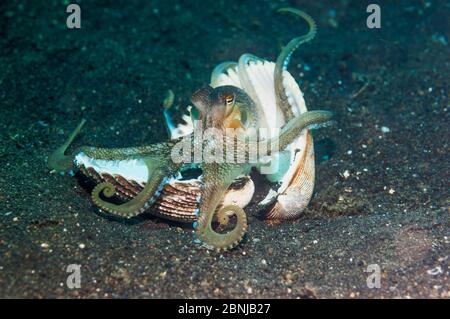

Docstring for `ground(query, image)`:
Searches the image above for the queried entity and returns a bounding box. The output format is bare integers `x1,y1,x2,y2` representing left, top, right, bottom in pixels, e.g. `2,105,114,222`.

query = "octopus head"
190,85,253,132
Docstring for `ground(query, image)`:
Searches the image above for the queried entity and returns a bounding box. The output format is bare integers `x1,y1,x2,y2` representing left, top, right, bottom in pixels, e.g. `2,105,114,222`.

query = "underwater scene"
0,0,448,299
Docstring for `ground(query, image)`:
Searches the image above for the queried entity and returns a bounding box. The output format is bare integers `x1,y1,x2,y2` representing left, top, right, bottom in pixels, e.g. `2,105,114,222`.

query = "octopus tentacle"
195,163,251,250
91,157,177,218
78,142,176,161
48,119,86,172
274,8,317,121
238,110,333,159
199,204,248,251
274,110,331,152
48,120,182,170
162,89,177,137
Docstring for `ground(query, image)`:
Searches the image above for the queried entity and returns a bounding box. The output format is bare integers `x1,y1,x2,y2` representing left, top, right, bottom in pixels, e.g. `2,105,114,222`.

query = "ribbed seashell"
77,162,254,223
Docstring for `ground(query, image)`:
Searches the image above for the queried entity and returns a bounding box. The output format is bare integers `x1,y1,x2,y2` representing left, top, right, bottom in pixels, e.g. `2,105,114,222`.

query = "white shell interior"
75,152,149,185
167,107,194,139
221,178,255,209
74,152,254,209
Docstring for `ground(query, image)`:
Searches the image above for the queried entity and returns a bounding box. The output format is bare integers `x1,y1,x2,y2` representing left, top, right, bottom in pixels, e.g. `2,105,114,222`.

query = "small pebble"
427,266,442,276
343,170,350,179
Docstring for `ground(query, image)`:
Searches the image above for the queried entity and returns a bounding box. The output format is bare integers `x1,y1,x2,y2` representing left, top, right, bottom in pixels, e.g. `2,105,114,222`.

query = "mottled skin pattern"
48,8,333,250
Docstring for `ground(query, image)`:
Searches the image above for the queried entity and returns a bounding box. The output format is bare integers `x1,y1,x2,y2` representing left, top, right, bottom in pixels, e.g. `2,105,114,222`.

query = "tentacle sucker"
198,204,248,251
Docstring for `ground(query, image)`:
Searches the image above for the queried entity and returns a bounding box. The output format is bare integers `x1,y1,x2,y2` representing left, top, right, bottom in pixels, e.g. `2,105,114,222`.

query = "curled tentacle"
195,163,251,251
274,8,317,121
48,119,86,172
92,182,116,199
91,157,177,218
198,204,248,251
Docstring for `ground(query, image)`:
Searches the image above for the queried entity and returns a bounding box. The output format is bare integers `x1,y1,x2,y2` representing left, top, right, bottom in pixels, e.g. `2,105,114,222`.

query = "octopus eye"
224,94,235,107
223,93,236,118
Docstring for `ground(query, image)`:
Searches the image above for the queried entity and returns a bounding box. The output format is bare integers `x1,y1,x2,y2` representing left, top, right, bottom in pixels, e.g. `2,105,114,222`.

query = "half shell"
75,153,254,222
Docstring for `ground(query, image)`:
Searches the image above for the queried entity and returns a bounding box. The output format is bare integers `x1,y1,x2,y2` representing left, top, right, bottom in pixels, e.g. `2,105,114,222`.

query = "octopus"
48,8,333,251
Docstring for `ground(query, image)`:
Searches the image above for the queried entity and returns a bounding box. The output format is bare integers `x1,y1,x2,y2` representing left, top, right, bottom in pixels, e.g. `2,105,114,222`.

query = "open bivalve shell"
74,153,254,222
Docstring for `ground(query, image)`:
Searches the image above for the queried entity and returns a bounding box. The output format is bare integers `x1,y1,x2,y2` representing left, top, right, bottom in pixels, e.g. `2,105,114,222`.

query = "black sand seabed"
0,0,448,298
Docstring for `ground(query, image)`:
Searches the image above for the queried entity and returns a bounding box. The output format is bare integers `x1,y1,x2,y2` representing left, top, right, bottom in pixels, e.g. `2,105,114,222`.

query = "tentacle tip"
276,7,289,13
162,89,175,109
